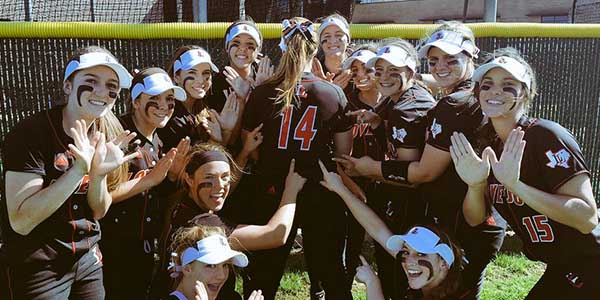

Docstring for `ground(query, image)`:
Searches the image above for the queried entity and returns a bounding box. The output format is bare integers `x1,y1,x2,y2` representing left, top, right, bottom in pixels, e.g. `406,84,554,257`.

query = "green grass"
236,249,545,300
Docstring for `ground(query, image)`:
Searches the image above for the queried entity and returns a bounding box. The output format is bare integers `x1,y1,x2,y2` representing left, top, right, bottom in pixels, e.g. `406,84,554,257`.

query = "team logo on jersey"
430,118,442,139
392,126,407,143
565,272,584,289
489,184,524,206
267,185,277,195
352,123,370,138
53,152,71,172
545,149,570,169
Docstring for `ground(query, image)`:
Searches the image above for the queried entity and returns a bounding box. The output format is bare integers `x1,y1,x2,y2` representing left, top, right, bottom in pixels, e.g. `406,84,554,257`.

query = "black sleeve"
242,88,263,132
205,73,229,113
426,103,459,152
2,121,46,176
527,124,590,192
332,88,354,133
387,115,425,149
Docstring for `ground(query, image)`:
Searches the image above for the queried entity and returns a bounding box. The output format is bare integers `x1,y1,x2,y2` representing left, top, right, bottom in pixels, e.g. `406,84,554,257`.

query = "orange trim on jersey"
5,266,14,300
68,198,77,254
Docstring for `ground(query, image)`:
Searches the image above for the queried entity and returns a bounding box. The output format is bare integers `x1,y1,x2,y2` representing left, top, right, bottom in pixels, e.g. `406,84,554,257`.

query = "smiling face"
185,161,231,212
227,33,259,70
478,67,526,119
174,63,213,100
133,90,176,129
400,245,448,291
374,59,412,99
427,47,472,89
350,60,376,92
320,25,348,57
65,65,120,120
185,260,230,300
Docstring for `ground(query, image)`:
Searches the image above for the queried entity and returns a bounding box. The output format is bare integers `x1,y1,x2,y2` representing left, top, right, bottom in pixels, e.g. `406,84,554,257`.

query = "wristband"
381,160,410,184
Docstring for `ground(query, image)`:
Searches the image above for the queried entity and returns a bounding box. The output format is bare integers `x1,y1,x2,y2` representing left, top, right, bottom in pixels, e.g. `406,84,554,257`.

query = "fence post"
484,0,497,22
90,0,96,22
193,0,208,22
24,0,32,21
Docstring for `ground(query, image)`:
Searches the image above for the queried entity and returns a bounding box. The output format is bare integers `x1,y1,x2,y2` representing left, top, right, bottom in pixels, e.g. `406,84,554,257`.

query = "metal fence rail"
0,26,599,201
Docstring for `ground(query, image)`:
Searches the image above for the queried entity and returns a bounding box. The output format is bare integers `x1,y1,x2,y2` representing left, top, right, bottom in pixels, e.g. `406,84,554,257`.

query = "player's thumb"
483,147,498,165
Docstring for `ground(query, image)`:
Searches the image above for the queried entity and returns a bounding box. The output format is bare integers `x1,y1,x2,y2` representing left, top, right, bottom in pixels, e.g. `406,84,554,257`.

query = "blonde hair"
266,17,319,110
64,46,129,192
169,225,227,284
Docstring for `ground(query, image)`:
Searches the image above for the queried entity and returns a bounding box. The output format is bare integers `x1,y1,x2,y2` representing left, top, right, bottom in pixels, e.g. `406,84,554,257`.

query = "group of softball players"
1,12,599,300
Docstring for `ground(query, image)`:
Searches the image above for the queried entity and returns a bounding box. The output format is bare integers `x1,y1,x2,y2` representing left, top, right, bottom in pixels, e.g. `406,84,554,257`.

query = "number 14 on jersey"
278,105,318,151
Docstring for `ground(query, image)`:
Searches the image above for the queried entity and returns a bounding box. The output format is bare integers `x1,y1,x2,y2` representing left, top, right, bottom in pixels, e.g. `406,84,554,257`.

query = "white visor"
318,17,351,40
418,30,479,59
64,52,132,88
131,72,186,102
386,226,455,267
473,56,532,90
342,50,377,70
181,235,248,268
366,45,417,72
173,49,219,76
225,23,262,49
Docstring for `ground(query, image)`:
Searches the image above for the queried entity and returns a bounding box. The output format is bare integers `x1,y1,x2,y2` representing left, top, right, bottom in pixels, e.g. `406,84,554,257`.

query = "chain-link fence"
0,0,354,23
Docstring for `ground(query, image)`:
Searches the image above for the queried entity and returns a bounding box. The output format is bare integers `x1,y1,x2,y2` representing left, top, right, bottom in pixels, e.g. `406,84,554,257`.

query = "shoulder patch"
430,118,442,139
392,126,407,143
545,148,570,169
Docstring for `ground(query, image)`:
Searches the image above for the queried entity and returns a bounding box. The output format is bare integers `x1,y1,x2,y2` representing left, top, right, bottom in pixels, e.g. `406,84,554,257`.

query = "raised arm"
449,132,492,226
489,128,598,234
318,160,397,257
5,120,95,235
229,159,305,251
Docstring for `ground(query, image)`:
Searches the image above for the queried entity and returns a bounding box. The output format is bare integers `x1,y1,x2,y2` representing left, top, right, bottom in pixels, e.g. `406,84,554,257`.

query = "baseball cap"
225,23,262,49
131,68,186,102
172,48,219,76
386,226,455,266
317,16,351,40
181,235,248,268
366,45,417,73
342,49,376,70
64,52,132,88
472,56,532,90
418,30,479,59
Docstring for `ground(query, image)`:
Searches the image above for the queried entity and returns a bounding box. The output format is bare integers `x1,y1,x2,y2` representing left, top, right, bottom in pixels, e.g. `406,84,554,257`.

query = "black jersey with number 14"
243,73,353,179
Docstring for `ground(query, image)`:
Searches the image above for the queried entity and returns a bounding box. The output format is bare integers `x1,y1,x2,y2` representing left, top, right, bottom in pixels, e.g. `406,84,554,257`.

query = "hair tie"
279,19,315,52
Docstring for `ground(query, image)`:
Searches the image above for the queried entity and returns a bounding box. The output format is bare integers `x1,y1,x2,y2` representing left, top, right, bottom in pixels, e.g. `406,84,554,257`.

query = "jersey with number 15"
242,72,353,179
488,116,600,266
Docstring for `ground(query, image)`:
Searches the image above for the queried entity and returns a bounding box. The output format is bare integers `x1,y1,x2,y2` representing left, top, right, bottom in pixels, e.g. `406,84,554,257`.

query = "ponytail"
266,17,319,111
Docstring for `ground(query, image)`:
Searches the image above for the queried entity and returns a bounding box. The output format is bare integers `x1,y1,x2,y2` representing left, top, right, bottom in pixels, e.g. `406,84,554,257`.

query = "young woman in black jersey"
241,17,354,300
319,164,469,300
312,13,353,90
340,45,386,294
154,143,305,300
158,45,238,150
337,22,506,299
164,225,268,300
202,20,274,146
100,67,190,300
2,46,137,299
342,38,437,299
451,48,600,299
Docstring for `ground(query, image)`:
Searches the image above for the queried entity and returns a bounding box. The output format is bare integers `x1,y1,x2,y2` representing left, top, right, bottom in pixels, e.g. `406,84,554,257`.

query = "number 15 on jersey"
278,105,318,151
